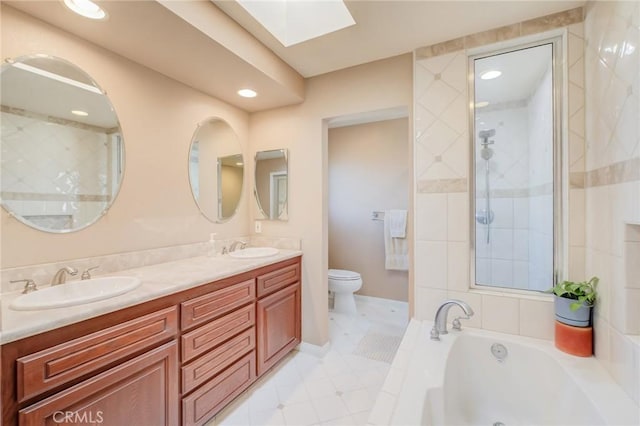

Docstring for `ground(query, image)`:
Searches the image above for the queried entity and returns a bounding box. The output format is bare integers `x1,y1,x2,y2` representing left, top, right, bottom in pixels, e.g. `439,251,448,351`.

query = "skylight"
236,0,355,47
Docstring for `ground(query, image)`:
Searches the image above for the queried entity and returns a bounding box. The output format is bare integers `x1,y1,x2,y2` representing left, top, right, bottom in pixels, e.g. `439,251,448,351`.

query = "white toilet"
328,269,362,315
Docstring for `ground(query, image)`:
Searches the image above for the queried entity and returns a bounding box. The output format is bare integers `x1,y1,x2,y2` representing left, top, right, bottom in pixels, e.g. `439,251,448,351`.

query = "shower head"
479,129,495,139
479,129,496,147
480,146,494,160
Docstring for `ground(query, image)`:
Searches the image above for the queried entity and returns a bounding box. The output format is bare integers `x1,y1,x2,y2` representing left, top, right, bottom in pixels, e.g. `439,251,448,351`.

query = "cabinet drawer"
19,341,179,426
182,328,255,394
182,351,256,426
181,279,255,330
257,263,300,298
17,306,178,403
181,304,255,362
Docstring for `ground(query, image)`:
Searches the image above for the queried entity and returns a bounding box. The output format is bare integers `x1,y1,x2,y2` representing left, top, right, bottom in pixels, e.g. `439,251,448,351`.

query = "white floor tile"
304,377,338,399
311,395,351,423
330,372,364,393
281,401,319,426
249,407,286,426
276,382,310,405
340,388,375,414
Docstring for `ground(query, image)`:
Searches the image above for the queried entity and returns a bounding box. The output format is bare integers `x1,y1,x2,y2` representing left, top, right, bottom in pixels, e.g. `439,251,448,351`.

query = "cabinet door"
18,341,179,426
256,283,301,376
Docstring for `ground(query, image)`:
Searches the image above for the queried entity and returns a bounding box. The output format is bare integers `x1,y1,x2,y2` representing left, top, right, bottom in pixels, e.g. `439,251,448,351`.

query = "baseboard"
296,340,331,357
354,294,409,308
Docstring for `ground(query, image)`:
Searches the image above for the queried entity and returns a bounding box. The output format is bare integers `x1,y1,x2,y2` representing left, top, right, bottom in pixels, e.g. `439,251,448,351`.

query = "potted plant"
549,277,599,327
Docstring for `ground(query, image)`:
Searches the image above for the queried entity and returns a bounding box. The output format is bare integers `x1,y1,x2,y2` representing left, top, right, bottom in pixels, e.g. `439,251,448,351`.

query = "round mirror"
188,118,244,223
254,149,288,220
1,55,124,233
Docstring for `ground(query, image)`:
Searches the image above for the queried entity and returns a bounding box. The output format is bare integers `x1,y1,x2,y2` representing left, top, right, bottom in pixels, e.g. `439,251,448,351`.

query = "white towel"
384,209,408,271
387,209,407,238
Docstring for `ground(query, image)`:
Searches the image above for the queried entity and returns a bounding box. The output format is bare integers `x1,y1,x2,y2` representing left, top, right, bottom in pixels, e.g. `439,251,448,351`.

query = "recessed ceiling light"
63,0,108,20
71,110,89,116
475,101,490,108
238,89,257,98
480,70,502,80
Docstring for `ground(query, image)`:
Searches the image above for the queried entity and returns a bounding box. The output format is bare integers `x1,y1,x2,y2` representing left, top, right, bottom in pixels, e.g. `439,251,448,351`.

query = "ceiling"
4,0,584,112
214,0,584,77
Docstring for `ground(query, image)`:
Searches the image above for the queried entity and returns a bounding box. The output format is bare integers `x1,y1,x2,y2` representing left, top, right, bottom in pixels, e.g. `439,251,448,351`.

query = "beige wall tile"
593,317,611,372
519,299,554,340
609,328,640,403
447,242,469,292
414,287,448,320
464,24,520,49
416,193,447,241
481,294,520,334
625,289,640,334
568,246,586,281
447,193,469,242
569,189,585,246
625,242,640,289
521,7,584,36
415,241,447,290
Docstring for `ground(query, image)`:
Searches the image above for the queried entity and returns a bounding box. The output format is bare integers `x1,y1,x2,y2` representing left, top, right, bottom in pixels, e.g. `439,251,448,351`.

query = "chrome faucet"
51,266,78,286
431,299,474,341
228,241,247,252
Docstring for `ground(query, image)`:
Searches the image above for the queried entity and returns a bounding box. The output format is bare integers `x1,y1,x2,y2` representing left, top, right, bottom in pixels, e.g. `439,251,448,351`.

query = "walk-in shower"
471,39,560,292
475,128,495,244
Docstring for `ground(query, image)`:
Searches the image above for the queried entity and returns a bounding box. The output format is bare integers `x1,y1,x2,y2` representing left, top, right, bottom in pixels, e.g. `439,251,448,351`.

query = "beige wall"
249,55,413,346
328,118,409,301
1,6,251,268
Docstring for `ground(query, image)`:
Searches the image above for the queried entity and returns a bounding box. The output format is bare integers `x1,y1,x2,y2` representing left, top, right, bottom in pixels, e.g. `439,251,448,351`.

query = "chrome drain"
491,343,508,363
493,422,506,426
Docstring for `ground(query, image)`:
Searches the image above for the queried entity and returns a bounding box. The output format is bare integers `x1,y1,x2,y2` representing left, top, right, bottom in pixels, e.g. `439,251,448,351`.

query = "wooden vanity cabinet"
18,341,179,426
1,256,302,426
256,262,301,375
2,305,180,426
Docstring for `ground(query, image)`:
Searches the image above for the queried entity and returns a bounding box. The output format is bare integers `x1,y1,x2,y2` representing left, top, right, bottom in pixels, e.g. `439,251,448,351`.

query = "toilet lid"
328,269,361,280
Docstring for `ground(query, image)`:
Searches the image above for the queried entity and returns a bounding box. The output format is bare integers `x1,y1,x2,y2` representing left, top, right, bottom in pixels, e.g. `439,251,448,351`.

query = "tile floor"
209,296,409,426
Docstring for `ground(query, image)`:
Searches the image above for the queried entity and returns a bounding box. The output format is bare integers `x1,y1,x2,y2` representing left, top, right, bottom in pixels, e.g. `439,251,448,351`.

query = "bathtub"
369,319,639,426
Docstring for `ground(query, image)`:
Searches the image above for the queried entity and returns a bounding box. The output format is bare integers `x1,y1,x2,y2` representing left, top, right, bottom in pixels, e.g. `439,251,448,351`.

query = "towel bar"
371,211,385,221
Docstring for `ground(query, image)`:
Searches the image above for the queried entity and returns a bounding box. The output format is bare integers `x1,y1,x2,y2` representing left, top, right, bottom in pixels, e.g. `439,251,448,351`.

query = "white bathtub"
369,320,639,426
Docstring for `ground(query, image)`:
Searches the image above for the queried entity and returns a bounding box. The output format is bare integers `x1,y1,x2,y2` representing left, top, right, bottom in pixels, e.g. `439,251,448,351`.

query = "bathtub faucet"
431,299,474,341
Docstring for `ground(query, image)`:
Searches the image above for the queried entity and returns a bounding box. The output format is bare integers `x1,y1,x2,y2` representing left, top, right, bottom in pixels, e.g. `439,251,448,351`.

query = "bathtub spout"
431,299,474,341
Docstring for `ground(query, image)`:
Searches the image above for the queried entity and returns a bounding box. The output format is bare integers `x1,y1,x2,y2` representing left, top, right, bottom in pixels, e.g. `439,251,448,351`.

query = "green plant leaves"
549,276,599,309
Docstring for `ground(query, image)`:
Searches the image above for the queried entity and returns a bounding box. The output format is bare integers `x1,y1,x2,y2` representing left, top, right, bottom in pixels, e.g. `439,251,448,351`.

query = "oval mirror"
254,149,288,220
188,118,244,223
1,55,124,233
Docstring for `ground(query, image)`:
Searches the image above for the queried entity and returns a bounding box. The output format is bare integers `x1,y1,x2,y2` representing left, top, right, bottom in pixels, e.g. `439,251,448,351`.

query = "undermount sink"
9,276,141,311
229,247,279,259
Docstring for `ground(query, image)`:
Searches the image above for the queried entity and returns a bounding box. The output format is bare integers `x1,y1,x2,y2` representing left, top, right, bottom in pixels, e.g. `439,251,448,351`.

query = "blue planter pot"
554,296,592,327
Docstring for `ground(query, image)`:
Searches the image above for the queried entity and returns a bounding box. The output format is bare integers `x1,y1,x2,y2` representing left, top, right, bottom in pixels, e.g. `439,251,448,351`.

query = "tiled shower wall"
413,13,586,341
584,1,640,404
1,111,116,230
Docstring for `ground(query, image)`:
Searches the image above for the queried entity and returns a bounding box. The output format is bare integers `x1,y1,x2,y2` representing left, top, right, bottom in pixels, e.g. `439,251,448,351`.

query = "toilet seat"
328,269,361,281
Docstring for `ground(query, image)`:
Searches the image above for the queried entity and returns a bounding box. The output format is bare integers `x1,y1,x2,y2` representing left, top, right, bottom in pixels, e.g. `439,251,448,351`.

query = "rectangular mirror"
254,149,288,220
470,37,563,292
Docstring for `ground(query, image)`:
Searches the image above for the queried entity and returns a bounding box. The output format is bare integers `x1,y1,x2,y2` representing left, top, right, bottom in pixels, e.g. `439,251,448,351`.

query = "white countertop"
0,250,302,344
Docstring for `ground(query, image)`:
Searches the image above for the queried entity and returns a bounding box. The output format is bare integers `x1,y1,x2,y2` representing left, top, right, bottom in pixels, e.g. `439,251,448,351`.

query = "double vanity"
1,250,302,426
